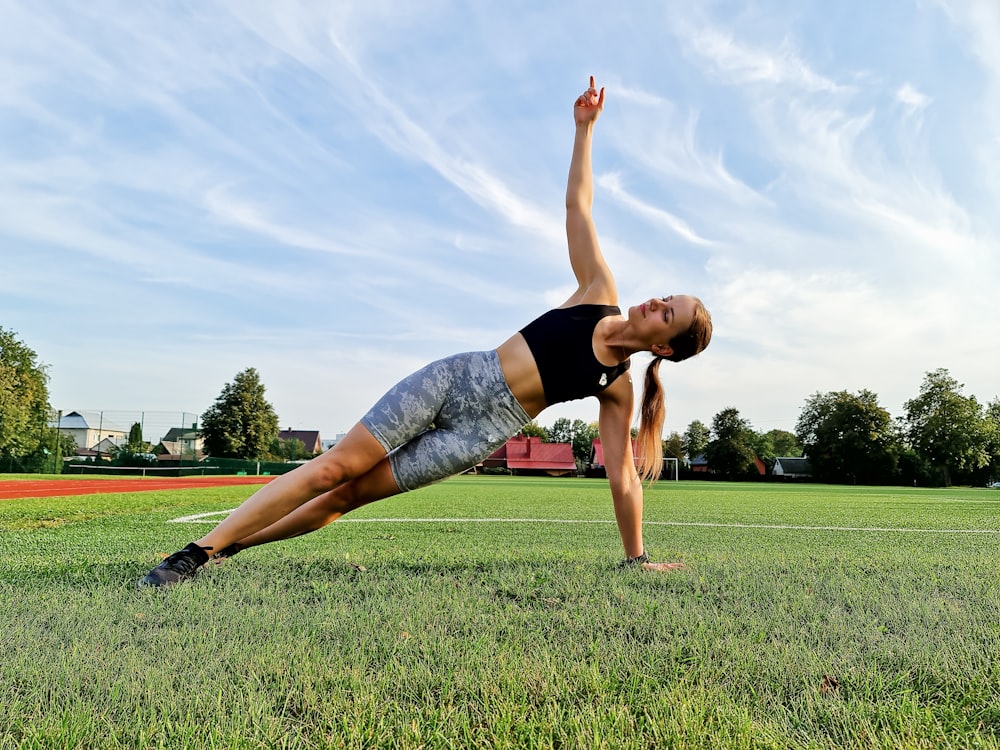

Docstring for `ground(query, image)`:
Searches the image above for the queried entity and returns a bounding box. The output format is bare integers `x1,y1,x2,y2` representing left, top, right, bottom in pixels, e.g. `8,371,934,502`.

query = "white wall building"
49,411,128,453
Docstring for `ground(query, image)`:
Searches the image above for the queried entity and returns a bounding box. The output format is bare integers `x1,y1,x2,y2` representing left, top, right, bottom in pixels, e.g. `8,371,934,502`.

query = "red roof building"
481,435,576,476
277,429,323,455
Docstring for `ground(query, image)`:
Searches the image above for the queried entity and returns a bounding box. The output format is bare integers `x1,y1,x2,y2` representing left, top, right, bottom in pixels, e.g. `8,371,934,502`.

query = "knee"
300,424,386,495
303,456,351,495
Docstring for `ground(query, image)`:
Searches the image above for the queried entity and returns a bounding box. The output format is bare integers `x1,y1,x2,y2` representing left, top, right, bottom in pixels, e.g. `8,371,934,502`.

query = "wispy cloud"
597,173,716,246
678,23,848,94
896,83,932,113
1,0,996,438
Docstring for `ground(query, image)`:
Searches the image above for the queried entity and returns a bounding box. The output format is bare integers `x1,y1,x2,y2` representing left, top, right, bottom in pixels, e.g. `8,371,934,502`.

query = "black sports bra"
518,304,630,405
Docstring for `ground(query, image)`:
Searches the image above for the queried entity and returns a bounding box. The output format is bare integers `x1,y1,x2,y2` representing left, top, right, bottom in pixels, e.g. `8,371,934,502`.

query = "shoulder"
597,368,633,414
560,276,618,307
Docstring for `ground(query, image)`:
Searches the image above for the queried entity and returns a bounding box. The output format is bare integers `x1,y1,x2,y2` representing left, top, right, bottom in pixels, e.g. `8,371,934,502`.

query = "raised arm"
562,76,616,307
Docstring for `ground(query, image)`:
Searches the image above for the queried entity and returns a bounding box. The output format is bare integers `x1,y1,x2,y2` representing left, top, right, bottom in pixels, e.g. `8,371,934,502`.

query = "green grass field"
2,477,999,749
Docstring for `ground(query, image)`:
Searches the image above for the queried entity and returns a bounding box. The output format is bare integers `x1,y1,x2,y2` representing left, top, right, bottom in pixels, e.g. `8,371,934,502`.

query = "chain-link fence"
48,410,202,447
4,410,309,476
1,410,202,475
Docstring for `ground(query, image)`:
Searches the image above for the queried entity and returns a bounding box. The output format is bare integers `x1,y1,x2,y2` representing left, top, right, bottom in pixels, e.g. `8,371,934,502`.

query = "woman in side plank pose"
141,76,712,586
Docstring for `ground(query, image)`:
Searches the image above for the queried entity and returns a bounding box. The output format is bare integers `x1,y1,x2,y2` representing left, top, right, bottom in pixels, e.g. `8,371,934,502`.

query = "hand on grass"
641,561,685,573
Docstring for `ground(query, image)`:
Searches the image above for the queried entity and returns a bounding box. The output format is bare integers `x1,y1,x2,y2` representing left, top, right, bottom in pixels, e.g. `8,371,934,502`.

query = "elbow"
565,203,592,224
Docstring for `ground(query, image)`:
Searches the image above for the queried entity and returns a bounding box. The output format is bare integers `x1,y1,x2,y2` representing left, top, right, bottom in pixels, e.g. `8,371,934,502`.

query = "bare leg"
224,456,401,549
193,423,387,553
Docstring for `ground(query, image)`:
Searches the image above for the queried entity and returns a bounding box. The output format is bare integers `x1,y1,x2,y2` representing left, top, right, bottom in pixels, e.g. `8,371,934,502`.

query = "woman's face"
629,295,697,356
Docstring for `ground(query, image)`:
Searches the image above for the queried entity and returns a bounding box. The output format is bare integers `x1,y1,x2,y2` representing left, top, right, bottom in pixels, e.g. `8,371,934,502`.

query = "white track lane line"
167,510,1000,534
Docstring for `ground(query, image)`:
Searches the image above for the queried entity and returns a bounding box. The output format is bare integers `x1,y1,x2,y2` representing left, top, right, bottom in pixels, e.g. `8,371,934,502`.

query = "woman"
141,77,712,586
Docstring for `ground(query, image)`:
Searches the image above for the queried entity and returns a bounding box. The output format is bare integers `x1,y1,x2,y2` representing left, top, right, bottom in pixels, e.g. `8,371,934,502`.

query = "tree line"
517,369,999,487
2,325,997,485
674,368,998,486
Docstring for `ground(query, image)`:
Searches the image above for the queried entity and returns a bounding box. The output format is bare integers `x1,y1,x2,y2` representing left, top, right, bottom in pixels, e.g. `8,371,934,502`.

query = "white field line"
167,510,1000,534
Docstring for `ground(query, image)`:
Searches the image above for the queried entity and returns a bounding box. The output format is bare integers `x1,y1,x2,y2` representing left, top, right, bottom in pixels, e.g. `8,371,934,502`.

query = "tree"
663,431,685,463
986,399,1000,482
128,423,143,450
796,389,900,484
749,429,802,475
519,421,548,440
546,417,600,468
902,369,989,486
705,407,757,478
201,368,280,460
0,327,51,460
270,436,308,461
683,420,710,461
126,422,152,453
766,429,802,458
51,430,77,471
546,418,573,445
747,431,776,474
109,421,156,467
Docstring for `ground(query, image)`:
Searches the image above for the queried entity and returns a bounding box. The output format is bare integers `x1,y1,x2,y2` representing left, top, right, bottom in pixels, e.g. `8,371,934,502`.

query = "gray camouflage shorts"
360,349,530,492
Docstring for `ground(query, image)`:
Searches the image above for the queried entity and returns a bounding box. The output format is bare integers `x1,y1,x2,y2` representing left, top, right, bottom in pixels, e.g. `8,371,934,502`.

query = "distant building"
773,457,812,479
481,435,576,476
49,411,128,455
154,425,204,463
278,429,323,455
160,426,203,451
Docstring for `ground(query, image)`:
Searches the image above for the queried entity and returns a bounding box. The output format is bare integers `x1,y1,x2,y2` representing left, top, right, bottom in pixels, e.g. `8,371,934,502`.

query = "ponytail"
635,356,665,483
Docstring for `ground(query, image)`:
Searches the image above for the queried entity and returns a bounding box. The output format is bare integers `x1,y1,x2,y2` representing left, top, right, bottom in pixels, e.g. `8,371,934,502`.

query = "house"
773,456,812,479
152,441,204,463
278,429,323,455
481,435,576,476
49,411,128,455
153,426,205,462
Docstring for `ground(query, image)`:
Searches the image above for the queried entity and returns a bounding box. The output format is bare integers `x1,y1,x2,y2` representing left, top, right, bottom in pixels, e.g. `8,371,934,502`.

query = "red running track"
0,475,276,500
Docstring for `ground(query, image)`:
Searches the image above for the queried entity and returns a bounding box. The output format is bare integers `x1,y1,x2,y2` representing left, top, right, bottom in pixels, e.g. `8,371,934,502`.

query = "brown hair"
635,298,712,482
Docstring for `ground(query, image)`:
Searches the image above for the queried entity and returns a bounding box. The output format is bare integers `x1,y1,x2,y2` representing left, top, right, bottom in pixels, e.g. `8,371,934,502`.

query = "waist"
495,334,547,418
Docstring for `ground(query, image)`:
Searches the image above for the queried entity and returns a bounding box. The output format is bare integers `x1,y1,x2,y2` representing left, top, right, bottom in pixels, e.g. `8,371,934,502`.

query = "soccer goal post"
663,457,679,481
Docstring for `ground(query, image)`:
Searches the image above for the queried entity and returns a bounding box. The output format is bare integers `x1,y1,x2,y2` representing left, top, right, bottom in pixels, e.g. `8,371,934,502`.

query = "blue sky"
2,0,998,442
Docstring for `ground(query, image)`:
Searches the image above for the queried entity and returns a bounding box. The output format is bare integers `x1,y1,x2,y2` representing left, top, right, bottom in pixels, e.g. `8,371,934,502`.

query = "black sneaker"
139,542,210,587
211,542,244,561
617,550,651,568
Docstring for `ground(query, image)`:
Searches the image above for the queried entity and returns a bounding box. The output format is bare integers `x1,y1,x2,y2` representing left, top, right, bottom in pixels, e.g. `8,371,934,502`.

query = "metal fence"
48,410,202,447
5,410,304,476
